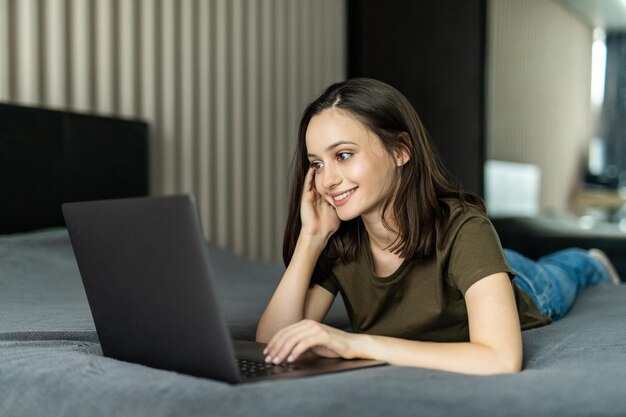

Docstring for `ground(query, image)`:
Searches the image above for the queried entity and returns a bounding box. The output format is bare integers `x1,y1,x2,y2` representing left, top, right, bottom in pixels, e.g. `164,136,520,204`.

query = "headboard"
0,103,149,234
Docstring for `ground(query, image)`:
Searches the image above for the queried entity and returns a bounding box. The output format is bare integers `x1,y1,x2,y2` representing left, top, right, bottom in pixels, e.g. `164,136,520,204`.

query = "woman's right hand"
299,167,341,239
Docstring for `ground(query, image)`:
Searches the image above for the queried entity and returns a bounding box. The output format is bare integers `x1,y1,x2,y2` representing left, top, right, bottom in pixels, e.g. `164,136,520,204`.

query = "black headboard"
0,103,149,234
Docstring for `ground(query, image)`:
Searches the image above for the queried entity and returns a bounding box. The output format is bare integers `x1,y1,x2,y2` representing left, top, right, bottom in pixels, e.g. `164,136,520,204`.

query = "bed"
2,104,626,417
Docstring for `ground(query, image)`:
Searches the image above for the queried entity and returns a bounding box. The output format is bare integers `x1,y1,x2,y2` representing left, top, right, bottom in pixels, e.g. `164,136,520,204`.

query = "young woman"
256,78,619,375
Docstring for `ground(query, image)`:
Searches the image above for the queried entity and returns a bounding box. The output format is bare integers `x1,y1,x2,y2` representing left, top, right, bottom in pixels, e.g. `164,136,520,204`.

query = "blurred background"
1,0,625,261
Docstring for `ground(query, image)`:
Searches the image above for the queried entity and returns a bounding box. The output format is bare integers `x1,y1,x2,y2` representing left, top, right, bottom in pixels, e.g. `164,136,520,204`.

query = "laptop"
62,194,385,384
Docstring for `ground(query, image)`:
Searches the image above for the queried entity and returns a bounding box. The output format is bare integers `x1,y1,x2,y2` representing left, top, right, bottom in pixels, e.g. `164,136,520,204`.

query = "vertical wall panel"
299,1,312,103
310,0,321,95
190,0,202,200
118,0,137,117
0,0,346,261
286,0,299,195
160,0,177,195
274,0,287,248
139,0,156,132
179,0,195,193
70,0,91,112
43,0,67,108
207,0,219,242
197,0,212,238
214,0,230,247
245,0,261,257
487,0,592,213
95,0,114,114
0,0,10,99
259,0,273,260
334,0,347,82
15,0,39,104
231,0,246,255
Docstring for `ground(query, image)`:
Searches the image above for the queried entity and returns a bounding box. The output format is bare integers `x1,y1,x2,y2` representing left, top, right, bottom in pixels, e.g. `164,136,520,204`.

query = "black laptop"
62,194,385,384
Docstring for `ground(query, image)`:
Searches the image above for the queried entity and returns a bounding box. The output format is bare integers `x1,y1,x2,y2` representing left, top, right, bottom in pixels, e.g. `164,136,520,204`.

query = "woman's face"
305,108,400,223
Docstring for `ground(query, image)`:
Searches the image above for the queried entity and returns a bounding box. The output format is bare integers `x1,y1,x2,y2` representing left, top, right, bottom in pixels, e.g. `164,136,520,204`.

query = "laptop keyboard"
237,358,305,379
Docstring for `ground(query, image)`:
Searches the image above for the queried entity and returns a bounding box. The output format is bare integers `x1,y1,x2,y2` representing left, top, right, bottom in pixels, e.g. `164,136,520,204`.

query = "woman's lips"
331,187,357,207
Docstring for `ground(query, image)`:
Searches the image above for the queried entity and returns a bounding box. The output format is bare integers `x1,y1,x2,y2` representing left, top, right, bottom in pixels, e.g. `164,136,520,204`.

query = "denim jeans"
505,248,611,321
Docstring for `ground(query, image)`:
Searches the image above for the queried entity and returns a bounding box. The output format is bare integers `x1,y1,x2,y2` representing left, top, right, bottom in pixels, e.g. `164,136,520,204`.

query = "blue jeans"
505,248,611,321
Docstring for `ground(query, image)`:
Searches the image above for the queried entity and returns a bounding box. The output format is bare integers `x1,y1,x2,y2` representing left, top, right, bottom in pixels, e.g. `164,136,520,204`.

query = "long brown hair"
283,78,485,267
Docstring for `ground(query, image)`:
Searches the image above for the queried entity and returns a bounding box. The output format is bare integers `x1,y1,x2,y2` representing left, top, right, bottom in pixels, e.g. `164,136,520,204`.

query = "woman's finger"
303,166,315,193
266,323,316,360
265,321,321,363
287,336,326,363
263,321,303,355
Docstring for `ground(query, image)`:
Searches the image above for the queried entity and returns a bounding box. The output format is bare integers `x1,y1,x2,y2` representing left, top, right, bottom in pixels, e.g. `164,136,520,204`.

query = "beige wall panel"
0,0,346,261
487,0,593,213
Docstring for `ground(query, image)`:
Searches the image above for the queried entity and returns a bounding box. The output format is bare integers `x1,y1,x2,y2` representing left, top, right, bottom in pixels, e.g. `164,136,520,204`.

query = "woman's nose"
321,165,342,190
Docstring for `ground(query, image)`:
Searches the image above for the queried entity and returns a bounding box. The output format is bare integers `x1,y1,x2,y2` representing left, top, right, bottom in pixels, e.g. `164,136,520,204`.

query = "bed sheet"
1,229,625,417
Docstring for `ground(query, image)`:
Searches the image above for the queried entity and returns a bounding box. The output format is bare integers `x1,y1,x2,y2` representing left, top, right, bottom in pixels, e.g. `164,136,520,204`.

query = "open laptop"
62,194,385,384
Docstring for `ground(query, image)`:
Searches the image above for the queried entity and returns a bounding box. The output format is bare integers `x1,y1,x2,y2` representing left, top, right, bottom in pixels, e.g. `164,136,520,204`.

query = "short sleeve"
447,216,514,295
309,251,340,296
310,272,340,296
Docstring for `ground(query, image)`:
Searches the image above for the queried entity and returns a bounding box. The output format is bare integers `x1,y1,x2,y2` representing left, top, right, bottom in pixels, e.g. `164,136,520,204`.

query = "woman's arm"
255,235,335,343
263,272,523,375
355,272,522,374
256,167,340,343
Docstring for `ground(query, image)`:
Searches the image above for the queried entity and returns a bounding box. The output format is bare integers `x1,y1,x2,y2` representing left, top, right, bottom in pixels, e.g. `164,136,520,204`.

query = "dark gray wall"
348,0,486,195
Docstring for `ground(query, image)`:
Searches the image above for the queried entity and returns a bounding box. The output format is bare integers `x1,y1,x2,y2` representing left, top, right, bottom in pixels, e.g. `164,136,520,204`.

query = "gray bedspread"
1,229,625,417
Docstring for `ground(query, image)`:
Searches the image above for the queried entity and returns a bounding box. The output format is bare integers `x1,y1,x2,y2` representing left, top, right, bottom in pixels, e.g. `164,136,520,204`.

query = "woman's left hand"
263,319,359,365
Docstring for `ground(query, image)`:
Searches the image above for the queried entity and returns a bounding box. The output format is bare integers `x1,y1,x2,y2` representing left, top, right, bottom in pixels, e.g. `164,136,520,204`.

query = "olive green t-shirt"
312,201,551,342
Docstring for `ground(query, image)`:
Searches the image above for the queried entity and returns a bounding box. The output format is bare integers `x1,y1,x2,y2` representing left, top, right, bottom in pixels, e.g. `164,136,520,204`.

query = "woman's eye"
310,161,324,170
337,152,352,161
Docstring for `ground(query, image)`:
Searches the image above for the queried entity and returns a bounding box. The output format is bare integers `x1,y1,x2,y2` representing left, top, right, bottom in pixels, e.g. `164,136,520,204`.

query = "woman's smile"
330,187,358,207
